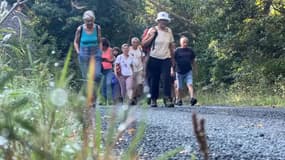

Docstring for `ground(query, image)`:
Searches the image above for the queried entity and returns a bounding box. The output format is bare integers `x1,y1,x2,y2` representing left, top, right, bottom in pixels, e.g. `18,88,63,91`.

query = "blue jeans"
101,69,114,101
78,47,102,83
111,75,121,100
102,72,122,101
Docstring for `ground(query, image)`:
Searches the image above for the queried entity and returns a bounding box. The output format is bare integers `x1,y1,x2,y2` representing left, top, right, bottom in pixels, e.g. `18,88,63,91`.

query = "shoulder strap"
151,26,158,50
78,25,83,47
95,24,99,42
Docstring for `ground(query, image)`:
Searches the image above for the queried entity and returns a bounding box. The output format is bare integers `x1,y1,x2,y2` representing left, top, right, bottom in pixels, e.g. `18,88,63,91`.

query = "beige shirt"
148,26,174,59
129,47,145,72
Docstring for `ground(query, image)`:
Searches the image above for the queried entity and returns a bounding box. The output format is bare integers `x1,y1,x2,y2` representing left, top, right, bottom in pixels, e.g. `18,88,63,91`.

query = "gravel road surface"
100,105,285,160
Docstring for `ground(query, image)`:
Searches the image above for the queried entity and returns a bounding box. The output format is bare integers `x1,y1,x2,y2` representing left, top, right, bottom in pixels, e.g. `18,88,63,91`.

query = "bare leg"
126,76,133,101
174,80,179,101
187,84,195,98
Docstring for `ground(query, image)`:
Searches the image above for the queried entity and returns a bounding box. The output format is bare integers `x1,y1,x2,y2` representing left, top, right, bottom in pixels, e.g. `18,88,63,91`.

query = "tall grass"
0,45,149,160
197,90,285,107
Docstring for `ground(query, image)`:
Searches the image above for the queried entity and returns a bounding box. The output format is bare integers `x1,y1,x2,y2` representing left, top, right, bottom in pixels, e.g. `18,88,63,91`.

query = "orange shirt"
101,47,113,70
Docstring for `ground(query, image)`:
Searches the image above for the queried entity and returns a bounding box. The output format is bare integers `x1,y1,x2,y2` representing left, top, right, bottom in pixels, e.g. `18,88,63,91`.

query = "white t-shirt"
148,26,174,59
129,47,145,72
115,54,134,76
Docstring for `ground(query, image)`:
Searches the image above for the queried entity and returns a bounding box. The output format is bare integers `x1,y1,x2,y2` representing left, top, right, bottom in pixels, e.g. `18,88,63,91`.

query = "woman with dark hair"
111,47,123,103
100,37,115,105
112,47,121,58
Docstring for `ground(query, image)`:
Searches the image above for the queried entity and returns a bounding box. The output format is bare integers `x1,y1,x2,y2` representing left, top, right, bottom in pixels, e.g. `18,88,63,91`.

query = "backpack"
78,24,99,47
141,27,158,54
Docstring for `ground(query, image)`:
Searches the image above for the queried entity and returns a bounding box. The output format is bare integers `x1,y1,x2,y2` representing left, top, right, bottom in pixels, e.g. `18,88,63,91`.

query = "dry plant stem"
103,107,117,160
192,112,209,160
0,0,28,25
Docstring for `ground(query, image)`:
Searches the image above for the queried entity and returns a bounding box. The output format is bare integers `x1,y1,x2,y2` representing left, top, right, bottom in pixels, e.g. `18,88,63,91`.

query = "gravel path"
100,105,285,160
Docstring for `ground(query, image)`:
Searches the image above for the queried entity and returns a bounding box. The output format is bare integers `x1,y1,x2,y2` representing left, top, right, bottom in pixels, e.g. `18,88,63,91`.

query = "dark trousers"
147,57,172,100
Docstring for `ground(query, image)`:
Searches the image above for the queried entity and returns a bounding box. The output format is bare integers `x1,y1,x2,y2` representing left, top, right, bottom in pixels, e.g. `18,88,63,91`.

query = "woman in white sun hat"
142,11,175,107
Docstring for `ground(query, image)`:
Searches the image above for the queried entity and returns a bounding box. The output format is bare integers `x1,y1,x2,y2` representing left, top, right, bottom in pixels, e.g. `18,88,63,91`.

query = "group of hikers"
74,10,198,107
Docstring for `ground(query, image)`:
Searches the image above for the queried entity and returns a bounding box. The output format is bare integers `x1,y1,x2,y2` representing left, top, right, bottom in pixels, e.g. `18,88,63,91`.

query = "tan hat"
155,11,171,22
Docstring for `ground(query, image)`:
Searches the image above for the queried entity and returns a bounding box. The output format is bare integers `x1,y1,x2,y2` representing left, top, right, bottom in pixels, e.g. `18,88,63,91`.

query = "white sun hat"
155,11,171,22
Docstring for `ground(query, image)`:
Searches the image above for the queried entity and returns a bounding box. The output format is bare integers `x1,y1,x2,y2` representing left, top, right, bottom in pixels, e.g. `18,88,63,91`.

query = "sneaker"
107,101,113,106
190,98,197,106
99,101,106,106
175,100,183,106
164,98,174,108
129,98,137,106
150,99,157,107
119,97,124,103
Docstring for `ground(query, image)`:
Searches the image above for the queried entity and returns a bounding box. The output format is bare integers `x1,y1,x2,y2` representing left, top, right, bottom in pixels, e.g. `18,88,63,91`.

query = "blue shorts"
176,71,193,89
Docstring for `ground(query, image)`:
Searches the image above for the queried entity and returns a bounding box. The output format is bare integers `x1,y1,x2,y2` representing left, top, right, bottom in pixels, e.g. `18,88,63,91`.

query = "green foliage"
27,0,147,51
2,0,284,98
1,0,285,158
156,147,184,160
161,0,285,99
197,89,285,107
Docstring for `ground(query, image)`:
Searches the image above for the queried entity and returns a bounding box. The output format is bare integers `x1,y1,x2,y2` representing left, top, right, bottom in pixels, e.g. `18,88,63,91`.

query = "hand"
170,67,175,77
149,28,157,37
76,48,80,54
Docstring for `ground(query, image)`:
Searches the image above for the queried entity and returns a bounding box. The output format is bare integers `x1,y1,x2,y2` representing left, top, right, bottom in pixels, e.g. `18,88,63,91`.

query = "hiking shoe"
99,101,106,106
164,98,174,108
175,100,183,106
190,98,197,106
129,98,137,106
119,97,124,103
150,100,157,107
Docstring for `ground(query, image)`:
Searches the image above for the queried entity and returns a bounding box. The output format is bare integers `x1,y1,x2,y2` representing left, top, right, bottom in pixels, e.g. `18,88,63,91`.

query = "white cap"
83,10,95,20
155,11,171,22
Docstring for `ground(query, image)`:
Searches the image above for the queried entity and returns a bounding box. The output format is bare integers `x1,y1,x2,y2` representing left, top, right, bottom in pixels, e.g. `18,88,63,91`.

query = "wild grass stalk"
156,147,184,160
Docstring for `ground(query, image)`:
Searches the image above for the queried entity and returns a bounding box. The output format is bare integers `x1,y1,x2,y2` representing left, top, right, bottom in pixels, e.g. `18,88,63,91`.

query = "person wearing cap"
141,11,175,107
74,10,102,84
